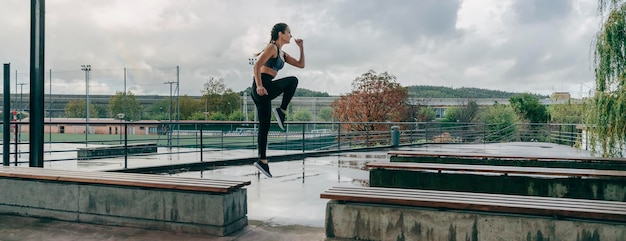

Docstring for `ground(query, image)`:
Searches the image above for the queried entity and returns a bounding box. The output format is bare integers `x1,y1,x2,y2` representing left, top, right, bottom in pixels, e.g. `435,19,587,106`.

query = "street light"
163,81,176,148
17,83,26,115
117,113,125,144
81,64,91,146
246,58,257,123
17,82,26,143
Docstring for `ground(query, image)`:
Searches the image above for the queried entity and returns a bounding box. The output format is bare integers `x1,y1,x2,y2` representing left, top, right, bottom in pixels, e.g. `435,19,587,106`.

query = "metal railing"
1,120,584,167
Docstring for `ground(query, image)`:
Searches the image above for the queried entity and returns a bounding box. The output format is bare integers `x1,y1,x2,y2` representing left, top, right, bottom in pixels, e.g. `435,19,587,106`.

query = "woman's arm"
253,44,277,96
285,39,305,68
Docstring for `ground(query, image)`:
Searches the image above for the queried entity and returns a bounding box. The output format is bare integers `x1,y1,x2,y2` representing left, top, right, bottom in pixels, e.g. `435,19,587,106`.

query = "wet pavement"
165,152,385,227
0,142,593,240
0,215,328,241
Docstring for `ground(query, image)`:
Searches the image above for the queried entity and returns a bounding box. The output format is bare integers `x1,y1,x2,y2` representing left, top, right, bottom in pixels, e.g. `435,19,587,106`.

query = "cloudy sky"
0,0,602,98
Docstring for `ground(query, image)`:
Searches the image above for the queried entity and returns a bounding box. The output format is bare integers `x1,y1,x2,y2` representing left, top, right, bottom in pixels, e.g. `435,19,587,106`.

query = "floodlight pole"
81,64,91,146
164,81,176,149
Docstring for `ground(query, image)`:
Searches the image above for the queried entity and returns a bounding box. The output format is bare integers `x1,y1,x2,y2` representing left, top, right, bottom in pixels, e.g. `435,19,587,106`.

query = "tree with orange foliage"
331,70,409,132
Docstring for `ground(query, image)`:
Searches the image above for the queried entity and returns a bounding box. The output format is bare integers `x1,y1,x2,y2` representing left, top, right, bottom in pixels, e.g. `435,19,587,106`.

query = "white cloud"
0,0,601,98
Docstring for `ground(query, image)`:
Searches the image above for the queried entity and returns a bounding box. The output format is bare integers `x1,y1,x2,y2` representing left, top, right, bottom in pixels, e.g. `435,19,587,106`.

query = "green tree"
188,112,207,120
548,100,584,124
476,104,520,142
443,107,461,122
228,111,244,121
415,106,436,122
93,104,108,118
64,99,97,118
318,107,334,121
443,100,478,122
219,90,242,115
209,111,227,120
292,108,313,121
145,99,169,120
201,77,241,116
509,93,548,123
587,0,626,156
108,91,143,121
178,95,203,120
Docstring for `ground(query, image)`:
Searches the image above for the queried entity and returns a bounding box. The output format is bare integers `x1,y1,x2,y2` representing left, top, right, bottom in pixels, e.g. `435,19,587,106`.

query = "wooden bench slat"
387,150,626,163
0,170,239,189
2,172,235,193
322,191,626,222
0,168,250,188
322,190,626,217
0,171,245,188
366,162,626,178
0,166,250,185
321,186,626,222
0,167,250,193
323,186,626,214
0,169,240,188
324,186,626,211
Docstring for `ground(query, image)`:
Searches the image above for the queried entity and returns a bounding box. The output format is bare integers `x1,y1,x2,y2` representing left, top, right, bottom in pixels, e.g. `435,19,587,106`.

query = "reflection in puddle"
158,152,382,227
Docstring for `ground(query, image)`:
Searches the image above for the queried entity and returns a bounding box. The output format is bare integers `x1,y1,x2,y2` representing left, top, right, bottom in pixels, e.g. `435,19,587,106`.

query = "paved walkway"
0,215,327,241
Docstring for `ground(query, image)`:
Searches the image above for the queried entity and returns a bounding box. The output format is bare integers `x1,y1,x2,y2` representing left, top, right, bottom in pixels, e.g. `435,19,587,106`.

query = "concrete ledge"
370,169,626,201
389,153,626,171
77,143,157,160
0,176,248,236
325,200,626,241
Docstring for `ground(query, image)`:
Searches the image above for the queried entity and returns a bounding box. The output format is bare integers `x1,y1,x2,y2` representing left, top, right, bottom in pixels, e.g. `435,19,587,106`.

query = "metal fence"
1,121,584,167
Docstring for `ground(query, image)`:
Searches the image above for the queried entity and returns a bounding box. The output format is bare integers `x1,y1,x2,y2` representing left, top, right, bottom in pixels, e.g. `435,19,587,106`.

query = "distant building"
551,92,571,100
19,118,161,135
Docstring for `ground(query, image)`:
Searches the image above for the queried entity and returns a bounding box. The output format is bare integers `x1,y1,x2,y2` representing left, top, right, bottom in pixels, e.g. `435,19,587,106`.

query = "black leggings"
251,73,298,159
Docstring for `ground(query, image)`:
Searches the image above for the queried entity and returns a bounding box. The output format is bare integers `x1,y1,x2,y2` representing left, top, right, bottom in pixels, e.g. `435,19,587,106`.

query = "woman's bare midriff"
260,66,277,78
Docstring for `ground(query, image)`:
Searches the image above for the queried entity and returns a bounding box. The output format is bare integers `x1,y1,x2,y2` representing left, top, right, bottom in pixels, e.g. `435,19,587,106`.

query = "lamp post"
17,83,26,114
247,58,256,124
163,81,176,148
117,113,125,144
81,64,91,146
17,82,26,143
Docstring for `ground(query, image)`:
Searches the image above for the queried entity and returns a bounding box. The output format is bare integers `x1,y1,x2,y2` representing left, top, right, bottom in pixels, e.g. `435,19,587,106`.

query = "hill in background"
407,85,548,99
239,87,331,97
239,85,548,99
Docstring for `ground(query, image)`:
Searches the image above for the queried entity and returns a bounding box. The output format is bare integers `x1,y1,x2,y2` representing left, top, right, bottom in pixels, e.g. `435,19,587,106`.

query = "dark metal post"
3,63,10,166
124,120,128,169
366,125,369,147
199,124,203,162
337,124,341,150
29,0,45,167
48,69,51,143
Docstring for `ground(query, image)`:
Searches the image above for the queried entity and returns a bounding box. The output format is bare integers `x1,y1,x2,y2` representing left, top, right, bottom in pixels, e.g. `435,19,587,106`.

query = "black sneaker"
273,108,286,131
254,160,273,178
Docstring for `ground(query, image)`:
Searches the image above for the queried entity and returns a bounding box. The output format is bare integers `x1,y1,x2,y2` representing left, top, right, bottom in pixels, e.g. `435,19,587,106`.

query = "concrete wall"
0,177,247,236
325,200,626,241
370,169,626,201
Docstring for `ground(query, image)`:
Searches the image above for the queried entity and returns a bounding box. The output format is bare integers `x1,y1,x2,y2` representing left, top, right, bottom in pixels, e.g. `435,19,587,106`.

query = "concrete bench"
367,162,626,201
77,142,158,160
387,150,626,170
321,186,626,240
0,166,250,236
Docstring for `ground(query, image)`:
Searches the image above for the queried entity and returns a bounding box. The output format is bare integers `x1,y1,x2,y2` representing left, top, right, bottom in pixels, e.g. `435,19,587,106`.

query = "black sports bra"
263,43,285,72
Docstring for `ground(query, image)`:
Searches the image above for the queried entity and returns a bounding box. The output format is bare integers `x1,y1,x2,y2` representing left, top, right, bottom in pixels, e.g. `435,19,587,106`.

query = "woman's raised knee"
289,76,299,87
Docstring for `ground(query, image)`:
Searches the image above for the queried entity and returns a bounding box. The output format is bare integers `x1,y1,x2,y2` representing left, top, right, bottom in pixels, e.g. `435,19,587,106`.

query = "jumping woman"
251,23,305,177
